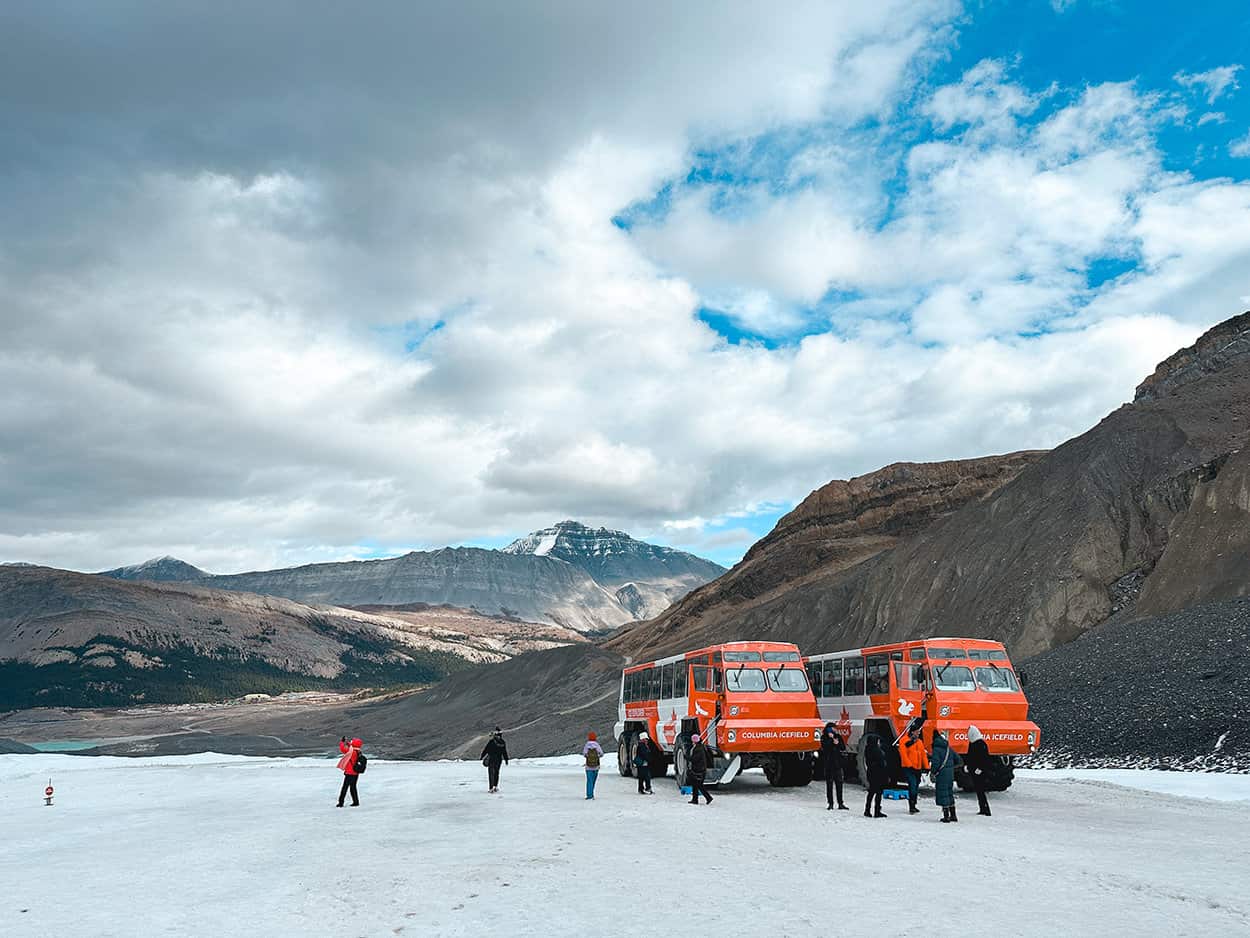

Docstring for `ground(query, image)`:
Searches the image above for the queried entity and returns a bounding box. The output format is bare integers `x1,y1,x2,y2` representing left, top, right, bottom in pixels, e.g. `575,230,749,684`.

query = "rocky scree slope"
1020,597,1250,771
609,451,1043,658
613,312,1250,665
98,556,209,582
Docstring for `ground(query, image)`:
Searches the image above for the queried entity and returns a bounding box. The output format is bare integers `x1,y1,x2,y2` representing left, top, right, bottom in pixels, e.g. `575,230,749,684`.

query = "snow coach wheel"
618,736,634,778
674,736,691,787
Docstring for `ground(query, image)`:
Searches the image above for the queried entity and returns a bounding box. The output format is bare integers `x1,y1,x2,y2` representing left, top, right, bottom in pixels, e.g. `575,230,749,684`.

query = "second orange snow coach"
613,641,825,789
805,637,1041,791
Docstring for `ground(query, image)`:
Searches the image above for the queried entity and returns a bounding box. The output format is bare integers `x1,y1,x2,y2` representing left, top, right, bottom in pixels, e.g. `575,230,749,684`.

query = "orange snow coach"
613,641,825,789
804,637,1040,791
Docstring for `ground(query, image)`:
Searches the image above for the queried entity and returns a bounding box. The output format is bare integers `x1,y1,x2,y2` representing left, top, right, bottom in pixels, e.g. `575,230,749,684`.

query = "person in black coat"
687,733,714,805
862,733,889,819
633,732,654,794
480,727,510,793
966,725,993,816
820,722,848,810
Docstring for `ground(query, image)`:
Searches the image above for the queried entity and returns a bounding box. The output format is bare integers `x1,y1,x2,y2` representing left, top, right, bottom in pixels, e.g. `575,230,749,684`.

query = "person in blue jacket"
930,729,962,823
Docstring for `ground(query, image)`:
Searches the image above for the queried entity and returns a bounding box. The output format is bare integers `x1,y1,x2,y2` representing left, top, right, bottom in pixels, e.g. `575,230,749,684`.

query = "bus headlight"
727,730,736,743
813,728,822,740
1027,732,1036,747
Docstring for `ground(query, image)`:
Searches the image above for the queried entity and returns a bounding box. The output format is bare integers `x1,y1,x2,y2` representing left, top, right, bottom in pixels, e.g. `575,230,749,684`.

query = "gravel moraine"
1021,597,1250,773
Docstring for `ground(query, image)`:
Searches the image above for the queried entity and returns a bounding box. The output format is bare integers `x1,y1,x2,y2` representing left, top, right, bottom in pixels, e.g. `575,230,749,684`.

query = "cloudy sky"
2,1,1249,572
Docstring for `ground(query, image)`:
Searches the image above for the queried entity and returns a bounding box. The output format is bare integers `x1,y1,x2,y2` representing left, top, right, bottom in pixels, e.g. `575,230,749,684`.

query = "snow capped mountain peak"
98,556,210,582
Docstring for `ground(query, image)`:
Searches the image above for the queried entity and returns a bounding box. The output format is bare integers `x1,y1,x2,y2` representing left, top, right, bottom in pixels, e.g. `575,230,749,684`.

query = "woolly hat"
967,725,983,743
350,738,362,748
587,732,597,741
639,732,649,740
691,733,701,742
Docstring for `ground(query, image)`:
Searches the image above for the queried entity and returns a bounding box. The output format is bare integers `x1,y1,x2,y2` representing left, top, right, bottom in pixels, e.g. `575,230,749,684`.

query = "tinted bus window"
865,654,890,695
693,666,712,692
823,659,842,698
806,661,822,695
763,651,800,662
673,663,688,697
660,663,672,699
844,658,865,695
723,651,761,662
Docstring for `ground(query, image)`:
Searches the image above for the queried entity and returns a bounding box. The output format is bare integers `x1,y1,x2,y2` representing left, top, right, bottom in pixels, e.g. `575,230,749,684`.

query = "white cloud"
1,3,1247,573
1174,65,1242,105
1232,131,1250,158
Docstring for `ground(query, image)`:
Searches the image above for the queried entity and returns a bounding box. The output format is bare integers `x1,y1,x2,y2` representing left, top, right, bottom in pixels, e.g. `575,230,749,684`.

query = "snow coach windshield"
726,668,766,692
767,668,809,692
975,667,1020,692
933,664,976,691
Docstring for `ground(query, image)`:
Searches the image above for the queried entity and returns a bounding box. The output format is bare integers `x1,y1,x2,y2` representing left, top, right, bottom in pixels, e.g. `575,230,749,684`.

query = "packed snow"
4,754,1249,937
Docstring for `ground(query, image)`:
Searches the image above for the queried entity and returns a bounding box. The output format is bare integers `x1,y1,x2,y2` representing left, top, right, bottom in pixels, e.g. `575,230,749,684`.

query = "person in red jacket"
336,736,363,807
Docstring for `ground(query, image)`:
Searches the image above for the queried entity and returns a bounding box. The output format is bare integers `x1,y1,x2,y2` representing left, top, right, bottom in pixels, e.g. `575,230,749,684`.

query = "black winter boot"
940,806,951,823
864,792,873,817
950,804,958,822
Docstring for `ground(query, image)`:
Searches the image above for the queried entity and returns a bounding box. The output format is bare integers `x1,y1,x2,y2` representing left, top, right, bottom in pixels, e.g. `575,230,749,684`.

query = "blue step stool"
883,788,909,800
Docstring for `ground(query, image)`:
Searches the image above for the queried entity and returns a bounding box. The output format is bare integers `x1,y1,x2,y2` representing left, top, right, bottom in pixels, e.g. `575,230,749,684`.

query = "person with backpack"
687,733,713,805
966,725,993,816
480,727,510,793
820,722,849,810
633,731,654,794
335,736,365,807
898,725,929,814
862,733,889,818
583,731,604,799
931,729,962,823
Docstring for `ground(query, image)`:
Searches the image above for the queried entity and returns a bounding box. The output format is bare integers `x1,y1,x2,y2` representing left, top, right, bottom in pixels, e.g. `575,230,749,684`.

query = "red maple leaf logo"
835,707,852,741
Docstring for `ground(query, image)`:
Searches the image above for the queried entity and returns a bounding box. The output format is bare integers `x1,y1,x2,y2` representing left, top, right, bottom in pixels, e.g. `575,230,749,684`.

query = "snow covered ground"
4,755,1249,937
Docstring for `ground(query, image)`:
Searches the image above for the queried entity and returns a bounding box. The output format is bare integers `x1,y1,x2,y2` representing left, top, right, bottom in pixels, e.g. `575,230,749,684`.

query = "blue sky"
3,2,1248,573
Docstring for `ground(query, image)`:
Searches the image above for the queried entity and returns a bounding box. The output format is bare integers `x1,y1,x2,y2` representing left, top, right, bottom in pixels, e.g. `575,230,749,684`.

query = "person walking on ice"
820,722,848,810
930,729,961,823
687,733,714,805
862,733,889,818
481,726,510,793
965,725,993,817
899,724,929,815
335,736,365,807
633,732,654,794
583,731,603,799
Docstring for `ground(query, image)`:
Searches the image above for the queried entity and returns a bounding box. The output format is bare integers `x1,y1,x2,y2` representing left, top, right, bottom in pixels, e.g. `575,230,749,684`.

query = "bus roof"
805,636,1010,661
622,639,802,674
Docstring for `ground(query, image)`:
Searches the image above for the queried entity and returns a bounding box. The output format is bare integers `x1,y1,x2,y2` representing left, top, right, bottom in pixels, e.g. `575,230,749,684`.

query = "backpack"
586,747,601,769
354,752,367,775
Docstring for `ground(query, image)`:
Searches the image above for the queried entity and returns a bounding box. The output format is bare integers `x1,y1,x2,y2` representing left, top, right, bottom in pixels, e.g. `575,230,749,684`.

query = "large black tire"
618,736,634,778
767,752,815,787
673,736,691,787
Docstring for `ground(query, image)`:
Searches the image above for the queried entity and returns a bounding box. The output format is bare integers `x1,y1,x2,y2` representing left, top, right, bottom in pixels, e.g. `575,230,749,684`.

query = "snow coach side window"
806,661,822,694
975,667,1019,692
933,665,975,691
865,654,890,695
895,662,921,691
694,666,712,692
726,668,766,692
649,668,662,699
844,658,865,696
673,663,688,697
822,660,842,698
660,663,672,699
768,668,809,692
